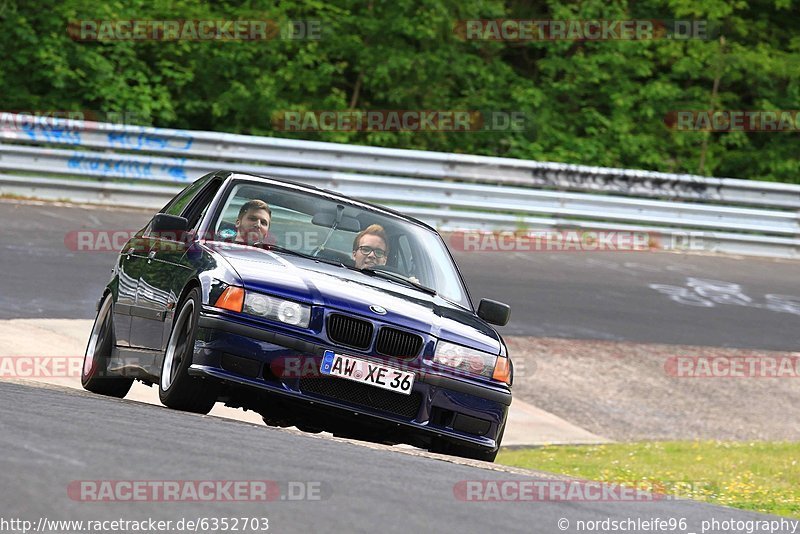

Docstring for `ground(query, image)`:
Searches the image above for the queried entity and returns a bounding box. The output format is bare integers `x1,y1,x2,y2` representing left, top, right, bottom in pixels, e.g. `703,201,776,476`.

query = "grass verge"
497,441,799,518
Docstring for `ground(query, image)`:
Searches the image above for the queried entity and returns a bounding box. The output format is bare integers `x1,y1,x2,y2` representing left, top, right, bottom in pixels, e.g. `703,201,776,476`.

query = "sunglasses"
356,245,386,258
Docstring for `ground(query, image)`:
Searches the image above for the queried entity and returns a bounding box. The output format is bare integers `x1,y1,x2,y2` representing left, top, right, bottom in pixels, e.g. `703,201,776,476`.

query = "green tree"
1,0,798,182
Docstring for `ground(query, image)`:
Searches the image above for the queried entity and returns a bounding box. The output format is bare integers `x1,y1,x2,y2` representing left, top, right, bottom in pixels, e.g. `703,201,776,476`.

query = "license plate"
320,350,415,395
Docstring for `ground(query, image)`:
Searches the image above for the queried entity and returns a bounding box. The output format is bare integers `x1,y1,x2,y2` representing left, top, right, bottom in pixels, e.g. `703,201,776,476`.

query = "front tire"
81,293,133,398
159,287,217,414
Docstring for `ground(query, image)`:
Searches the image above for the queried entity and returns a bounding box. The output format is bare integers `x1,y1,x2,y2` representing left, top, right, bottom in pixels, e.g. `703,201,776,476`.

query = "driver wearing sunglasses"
352,224,388,270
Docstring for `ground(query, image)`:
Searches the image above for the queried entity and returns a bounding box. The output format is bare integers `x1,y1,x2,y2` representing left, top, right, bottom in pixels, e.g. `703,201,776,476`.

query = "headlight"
243,292,311,328
433,340,497,378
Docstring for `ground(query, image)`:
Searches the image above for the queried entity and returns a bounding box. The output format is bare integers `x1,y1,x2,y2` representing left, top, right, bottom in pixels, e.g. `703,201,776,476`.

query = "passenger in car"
352,224,389,270
234,199,272,245
352,224,422,284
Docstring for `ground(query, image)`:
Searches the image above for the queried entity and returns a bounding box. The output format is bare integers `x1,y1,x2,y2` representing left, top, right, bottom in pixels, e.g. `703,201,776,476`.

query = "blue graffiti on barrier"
107,131,193,151
67,154,154,178
22,125,83,145
67,153,188,180
161,159,188,180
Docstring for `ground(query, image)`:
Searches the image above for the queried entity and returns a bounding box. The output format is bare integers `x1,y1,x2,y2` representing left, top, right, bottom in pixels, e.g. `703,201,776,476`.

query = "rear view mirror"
312,212,361,232
477,299,511,326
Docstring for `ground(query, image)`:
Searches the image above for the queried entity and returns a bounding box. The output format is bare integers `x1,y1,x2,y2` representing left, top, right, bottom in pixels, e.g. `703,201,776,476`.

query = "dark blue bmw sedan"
82,171,513,461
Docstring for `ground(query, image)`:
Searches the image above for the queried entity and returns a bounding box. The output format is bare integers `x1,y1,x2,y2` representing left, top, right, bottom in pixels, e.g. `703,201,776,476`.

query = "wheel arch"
178,278,203,307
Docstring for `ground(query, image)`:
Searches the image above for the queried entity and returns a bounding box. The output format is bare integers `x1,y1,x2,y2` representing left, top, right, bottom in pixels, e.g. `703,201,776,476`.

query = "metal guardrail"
5,114,800,207
0,113,798,258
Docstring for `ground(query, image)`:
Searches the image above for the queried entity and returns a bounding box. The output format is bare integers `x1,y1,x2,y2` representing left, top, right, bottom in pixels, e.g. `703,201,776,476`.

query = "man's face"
235,208,271,244
353,234,388,270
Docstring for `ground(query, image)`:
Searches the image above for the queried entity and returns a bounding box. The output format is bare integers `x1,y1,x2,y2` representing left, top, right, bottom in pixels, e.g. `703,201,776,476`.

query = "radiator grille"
375,327,423,359
326,313,373,350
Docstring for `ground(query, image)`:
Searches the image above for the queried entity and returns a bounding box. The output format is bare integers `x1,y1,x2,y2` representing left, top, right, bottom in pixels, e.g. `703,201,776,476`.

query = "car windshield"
210,179,471,308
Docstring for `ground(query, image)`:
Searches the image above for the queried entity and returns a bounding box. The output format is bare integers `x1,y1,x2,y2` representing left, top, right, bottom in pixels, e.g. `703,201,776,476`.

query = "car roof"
222,170,439,233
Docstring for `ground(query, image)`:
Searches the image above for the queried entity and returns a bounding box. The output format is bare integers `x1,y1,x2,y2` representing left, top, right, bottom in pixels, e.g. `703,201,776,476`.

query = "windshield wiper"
363,268,437,296
261,244,346,268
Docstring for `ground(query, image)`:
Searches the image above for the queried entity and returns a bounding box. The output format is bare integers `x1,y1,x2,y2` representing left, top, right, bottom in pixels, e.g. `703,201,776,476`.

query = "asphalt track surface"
0,381,783,533
2,200,798,532
1,200,798,350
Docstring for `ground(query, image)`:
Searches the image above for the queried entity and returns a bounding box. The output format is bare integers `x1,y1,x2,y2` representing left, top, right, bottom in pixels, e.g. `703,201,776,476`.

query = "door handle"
147,250,156,263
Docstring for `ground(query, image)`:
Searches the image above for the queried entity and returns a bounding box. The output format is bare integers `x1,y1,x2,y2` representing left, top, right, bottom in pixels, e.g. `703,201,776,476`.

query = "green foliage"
1,0,798,182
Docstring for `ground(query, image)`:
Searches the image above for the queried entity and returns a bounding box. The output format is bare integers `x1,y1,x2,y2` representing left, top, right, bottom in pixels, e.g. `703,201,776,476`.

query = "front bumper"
193,311,511,450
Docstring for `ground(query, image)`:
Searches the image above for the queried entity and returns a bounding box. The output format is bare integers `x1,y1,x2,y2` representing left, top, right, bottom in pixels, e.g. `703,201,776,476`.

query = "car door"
128,175,214,349
133,176,225,351
112,230,150,347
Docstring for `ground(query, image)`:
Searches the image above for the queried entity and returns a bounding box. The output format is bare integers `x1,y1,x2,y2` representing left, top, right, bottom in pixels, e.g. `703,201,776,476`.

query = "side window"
161,175,213,217
182,179,225,231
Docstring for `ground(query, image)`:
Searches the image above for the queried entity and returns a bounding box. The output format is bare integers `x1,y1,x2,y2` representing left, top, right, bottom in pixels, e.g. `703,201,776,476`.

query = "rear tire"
81,293,133,398
158,287,217,414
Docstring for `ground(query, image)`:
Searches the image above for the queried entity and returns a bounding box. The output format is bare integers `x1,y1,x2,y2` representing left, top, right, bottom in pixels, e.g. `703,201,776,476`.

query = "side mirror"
477,299,511,326
150,213,190,246
150,214,189,238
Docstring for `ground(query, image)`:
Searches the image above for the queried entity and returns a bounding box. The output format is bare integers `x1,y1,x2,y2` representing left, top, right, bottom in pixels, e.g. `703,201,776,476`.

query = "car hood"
207,243,501,353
